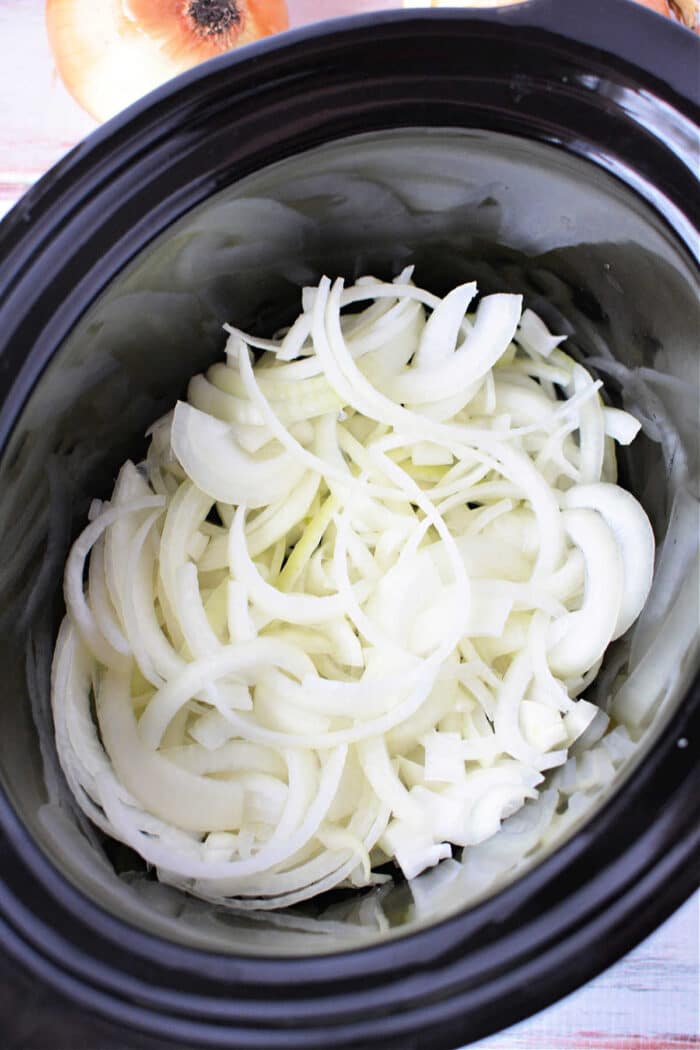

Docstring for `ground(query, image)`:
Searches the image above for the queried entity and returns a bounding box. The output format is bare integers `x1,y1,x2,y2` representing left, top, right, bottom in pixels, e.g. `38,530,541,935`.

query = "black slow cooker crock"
0,2,698,1048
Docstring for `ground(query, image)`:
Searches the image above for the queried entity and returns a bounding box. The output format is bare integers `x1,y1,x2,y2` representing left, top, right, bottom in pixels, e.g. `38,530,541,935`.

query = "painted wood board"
0,3,697,1048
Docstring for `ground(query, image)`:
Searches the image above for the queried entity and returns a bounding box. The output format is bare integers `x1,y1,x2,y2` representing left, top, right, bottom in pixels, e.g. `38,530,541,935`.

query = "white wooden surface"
0,3,698,1048
473,895,699,1050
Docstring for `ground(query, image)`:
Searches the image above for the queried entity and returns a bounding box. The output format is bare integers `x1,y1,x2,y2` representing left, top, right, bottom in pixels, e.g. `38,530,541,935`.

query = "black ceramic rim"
0,2,698,1048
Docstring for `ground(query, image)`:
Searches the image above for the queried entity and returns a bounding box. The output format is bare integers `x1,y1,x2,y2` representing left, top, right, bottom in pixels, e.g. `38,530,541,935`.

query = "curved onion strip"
98,669,244,832
413,282,477,369
103,462,152,629
229,505,369,627
64,494,164,669
122,508,178,686
388,292,522,404
122,517,230,708
171,402,306,508
138,639,316,750
563,483,655,639
548,509,624,677
193,797,391,908
98,744,347,880
235,336,402,505
157,480,212,649
87,535,130,656
570,364,605,483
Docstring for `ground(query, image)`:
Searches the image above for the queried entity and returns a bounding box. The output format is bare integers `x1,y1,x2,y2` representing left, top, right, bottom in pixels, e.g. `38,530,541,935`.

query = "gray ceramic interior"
0,129,698,954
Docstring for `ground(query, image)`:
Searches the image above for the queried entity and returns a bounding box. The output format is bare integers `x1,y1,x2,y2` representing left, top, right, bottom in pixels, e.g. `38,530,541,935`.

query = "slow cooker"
0,1,698,1047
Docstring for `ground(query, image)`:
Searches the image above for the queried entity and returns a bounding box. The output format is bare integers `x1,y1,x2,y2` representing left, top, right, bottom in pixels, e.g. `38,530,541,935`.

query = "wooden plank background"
0,3,697,1048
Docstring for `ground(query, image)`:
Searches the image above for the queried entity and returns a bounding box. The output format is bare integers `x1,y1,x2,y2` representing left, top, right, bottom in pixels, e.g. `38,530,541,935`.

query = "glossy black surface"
0,2,698,1048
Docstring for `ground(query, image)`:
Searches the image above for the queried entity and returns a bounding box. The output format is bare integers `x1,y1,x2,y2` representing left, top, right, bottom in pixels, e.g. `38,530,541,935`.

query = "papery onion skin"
46,0,289,122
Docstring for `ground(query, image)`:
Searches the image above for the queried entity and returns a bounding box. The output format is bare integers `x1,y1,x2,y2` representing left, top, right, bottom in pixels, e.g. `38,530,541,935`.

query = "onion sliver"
548,509,624,677
98,669,244,833
388,292,522,404
64,491,165,670
171,402,306,508
563,482,655,639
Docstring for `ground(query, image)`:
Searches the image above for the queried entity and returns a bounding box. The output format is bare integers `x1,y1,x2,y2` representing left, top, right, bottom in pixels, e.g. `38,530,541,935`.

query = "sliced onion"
563,483,655,639
171,402,305,508
98,670,244,833
51,270,656,907
548,509,623,677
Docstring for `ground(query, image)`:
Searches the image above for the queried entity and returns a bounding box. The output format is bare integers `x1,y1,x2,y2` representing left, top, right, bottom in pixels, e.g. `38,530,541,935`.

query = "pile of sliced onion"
51,269,655,907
